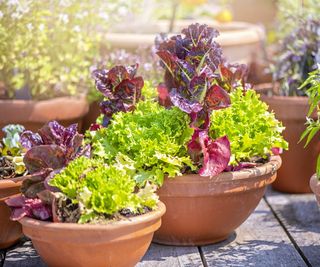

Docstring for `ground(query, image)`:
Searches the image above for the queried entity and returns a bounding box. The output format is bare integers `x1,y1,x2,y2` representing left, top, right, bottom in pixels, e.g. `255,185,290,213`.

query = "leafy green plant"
0,124,26,178
49,156,158,223
270,17,320,96
299,66,320,178
210,88,288,165
89,100,195,185
0,0,129,100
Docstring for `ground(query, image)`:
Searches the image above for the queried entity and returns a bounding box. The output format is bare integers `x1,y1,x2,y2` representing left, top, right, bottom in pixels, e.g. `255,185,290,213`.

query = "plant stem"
169,0,179,33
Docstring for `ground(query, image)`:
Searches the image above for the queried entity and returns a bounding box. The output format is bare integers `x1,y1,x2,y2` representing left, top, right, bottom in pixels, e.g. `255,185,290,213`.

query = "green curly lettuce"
49,156,158,223
210,88,288,165
89,101,195,185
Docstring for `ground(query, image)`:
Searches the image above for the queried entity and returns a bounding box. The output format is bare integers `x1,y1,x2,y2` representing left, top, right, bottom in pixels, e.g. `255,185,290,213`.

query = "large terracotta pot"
20,202,166,267
154,156,281,246
310,174,320,205
0,176,26,249
0,96,89,138
105,20,265,64
261,96,320,193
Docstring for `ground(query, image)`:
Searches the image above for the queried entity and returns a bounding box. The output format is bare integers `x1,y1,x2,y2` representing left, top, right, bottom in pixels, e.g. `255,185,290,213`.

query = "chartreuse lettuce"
89,101,195,186
209,88,288,165
49,156,158,224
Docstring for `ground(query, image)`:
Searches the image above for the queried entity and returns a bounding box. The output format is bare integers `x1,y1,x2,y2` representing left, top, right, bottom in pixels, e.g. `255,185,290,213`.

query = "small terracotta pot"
20,202,166,267
310,174,320,205
154,156,281,246
0,176,26,249
261,95,320,193
0,97,89,138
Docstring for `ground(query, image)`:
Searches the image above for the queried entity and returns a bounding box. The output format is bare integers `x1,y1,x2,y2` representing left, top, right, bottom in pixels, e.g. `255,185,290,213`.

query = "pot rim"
19,201,166,231
0,175,29,188
165,155,281,184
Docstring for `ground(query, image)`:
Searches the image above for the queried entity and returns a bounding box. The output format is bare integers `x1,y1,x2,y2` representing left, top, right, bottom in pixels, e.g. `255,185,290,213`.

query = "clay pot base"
0,176,25,249
20,202,166,267
262,96,320,194
154,156,281,246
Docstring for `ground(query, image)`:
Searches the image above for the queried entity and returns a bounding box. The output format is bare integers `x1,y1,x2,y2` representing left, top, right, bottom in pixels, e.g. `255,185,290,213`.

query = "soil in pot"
153,156,281,246
310,174,320,205
0,176,25,249
19,202,166,267
261,95,320,193
0,97,89,138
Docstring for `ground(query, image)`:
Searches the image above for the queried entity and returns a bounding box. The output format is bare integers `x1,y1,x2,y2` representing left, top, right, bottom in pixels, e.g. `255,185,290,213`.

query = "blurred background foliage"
1,0,319,101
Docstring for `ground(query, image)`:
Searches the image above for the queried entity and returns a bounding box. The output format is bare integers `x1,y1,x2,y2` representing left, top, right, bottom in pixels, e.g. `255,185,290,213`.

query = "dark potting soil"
0,156,16,180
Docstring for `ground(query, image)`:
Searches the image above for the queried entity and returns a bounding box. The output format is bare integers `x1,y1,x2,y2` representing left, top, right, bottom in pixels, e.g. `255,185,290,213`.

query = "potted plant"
5,117,165,267
261,17,320,193
0,1,110,135
0,124,28,248
299,66,320,202
89,24,287,246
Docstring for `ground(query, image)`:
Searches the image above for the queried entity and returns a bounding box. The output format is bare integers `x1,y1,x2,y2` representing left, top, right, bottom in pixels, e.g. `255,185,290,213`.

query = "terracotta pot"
0,176,26,249
105,20,265,64
310,174,320,205
154,156,281,246
0,97,89,138
81,101,100,133
20,202,166,267
261,96,320,193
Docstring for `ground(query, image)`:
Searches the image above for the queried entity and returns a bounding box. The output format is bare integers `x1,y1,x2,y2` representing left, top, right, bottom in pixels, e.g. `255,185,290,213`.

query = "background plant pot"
310,174,320,205
19,202,165,267
153,156,281,246
81,101,100,132
0,176,26,249
105,20,265,64
261,95,320,193
0,97,89,138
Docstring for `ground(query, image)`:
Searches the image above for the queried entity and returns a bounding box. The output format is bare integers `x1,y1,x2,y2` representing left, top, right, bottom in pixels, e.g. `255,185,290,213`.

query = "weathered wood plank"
3,238,203,267
265,187,320,267
0,249,5,267
3,239,46,267
137,243,203,267
201,199,307,267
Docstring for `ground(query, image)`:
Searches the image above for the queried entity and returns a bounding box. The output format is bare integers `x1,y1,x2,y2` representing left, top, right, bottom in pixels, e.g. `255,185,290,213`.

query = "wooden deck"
1,187,319,267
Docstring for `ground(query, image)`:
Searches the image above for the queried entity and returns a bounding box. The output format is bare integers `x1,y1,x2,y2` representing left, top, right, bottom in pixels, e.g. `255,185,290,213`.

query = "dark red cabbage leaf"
92,64,144,127
6,121,89,221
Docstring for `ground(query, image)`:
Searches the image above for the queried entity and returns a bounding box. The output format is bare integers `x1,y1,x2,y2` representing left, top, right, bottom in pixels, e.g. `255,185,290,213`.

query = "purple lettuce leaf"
169,88,203,114
92,64,144,127
198,132,231,177
218,63,249,91
5,195,52,221
205,85,231,111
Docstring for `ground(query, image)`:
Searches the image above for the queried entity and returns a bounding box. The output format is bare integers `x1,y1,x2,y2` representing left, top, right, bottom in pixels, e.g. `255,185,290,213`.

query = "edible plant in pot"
89,24,288,246
264,17,320,193
300,67,320,203
5,120,165,267
0,124,29,249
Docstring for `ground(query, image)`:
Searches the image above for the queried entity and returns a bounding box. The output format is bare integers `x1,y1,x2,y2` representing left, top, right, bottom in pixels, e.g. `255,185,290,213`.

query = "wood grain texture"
0,249,5,267
137,243,203,267
265,187,320,267
3,239,46,267
201,199,307,267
